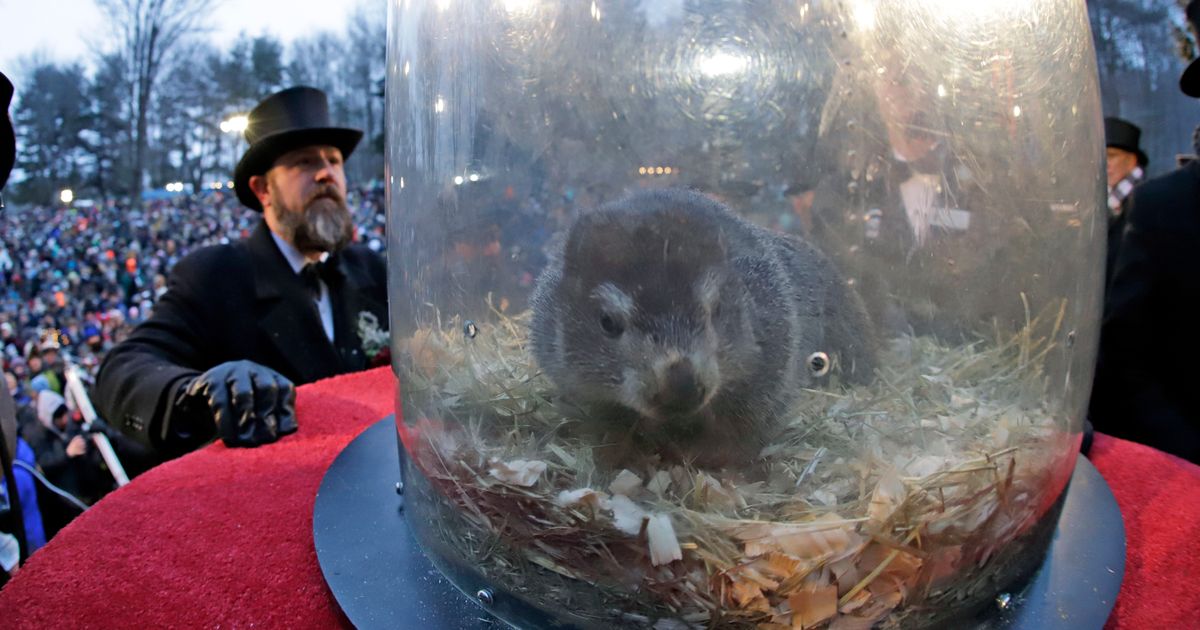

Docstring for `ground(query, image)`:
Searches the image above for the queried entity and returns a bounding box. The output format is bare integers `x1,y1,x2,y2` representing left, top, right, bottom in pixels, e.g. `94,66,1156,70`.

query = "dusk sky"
0,0,365,87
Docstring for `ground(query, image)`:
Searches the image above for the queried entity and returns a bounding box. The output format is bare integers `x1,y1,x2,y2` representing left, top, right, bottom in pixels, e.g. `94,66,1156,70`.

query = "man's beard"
278,184,354,254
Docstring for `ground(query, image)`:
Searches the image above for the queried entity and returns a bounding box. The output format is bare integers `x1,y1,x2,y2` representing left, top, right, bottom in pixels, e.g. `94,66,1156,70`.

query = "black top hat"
234,86,363,211
1,72,16,190
1104,117,1149,167
1183,1,1200,97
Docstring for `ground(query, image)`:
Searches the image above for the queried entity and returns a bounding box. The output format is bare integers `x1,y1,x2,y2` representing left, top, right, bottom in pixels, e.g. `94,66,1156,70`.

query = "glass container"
387,1,1103,627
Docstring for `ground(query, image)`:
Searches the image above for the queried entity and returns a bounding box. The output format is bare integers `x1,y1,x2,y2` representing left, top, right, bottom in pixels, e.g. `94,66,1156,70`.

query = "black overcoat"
94,221,388,452
1090,160,1200,462
1104,204,1128,292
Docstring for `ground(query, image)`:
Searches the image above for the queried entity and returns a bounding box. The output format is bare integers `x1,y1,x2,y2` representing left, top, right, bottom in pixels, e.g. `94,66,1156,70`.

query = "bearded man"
94,87,388,458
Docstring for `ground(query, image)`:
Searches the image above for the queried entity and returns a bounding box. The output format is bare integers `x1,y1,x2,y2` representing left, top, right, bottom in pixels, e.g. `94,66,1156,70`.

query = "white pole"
64,365,130,487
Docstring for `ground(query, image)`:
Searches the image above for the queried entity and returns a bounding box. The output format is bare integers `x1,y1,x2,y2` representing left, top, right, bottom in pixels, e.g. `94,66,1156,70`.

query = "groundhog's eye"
599,313,625,338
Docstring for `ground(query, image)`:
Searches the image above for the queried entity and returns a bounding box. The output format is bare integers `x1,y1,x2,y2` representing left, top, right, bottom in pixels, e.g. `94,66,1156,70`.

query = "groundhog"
530,188,876,465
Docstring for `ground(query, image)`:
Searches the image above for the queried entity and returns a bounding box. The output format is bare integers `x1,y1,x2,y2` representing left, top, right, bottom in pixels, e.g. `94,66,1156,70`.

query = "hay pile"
396,300,1078,629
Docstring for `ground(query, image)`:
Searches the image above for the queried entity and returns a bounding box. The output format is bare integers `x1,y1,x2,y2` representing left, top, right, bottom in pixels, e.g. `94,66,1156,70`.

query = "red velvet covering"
1,367,1197,628
1087,432,1200,629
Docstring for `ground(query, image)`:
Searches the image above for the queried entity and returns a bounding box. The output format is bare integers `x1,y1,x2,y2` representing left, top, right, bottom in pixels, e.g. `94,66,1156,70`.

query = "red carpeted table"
1,367,1198,628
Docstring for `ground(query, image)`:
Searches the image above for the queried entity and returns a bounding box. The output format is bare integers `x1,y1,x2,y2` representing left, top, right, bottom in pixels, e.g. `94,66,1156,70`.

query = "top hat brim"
1,73,15,190
1183,58,1200,98
234,126,363,211
0,113,14,190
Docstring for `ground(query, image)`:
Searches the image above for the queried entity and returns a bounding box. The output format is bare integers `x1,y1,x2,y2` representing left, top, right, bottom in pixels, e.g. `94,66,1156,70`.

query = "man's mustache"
307,185,344,205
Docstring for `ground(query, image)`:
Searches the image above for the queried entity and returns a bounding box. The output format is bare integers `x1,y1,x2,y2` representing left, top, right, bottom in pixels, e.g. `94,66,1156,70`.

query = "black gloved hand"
175,360,297,448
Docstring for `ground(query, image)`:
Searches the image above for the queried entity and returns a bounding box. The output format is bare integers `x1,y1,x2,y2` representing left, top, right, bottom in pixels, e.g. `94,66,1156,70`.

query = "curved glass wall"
387,1,1104,627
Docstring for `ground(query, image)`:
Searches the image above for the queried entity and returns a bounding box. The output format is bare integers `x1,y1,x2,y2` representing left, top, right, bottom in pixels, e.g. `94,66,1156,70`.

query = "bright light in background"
220,115,249,134
434,97,445,113
60,189,74,205
436,0,452,11
850,0,877,31
590,1,601,21
453,175,464,186
503,0,535,13
696,49,750,78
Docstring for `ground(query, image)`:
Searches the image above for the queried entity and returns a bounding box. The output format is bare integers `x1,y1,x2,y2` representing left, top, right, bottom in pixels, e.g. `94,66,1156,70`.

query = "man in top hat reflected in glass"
1089,0,1200,464
94,86,388,459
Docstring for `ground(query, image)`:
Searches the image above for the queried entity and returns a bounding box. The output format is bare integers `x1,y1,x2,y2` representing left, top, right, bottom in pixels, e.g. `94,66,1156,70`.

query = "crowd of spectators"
1,186,386,533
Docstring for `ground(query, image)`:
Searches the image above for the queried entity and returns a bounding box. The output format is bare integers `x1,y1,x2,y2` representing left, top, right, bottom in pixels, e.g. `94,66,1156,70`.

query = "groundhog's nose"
653,360,707,415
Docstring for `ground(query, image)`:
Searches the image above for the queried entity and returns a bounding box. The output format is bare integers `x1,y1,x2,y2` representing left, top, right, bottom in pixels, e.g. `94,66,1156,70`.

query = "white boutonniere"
356,311,391,364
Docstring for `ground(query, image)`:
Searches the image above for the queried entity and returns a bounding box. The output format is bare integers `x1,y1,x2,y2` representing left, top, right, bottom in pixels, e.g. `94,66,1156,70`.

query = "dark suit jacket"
1089,160,1200,462
1104,204,1128,292
94,221,388,453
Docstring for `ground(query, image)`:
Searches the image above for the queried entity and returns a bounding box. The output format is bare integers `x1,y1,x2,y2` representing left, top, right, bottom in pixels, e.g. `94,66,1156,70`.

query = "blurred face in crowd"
251,144,353,256
1106,147,1139,189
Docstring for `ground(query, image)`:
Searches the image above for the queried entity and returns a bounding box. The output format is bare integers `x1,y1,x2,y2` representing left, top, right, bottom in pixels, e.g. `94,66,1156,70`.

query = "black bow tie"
299,260,337,300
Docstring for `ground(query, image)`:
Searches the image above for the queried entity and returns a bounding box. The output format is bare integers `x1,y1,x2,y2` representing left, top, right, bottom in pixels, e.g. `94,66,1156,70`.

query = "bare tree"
346,0,387,183
95,0,213,201
1088,0,1197,172
11,62,93,204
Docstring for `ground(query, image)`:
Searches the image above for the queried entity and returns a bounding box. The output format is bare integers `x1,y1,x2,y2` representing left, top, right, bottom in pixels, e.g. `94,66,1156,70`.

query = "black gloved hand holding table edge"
171,360,297,448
